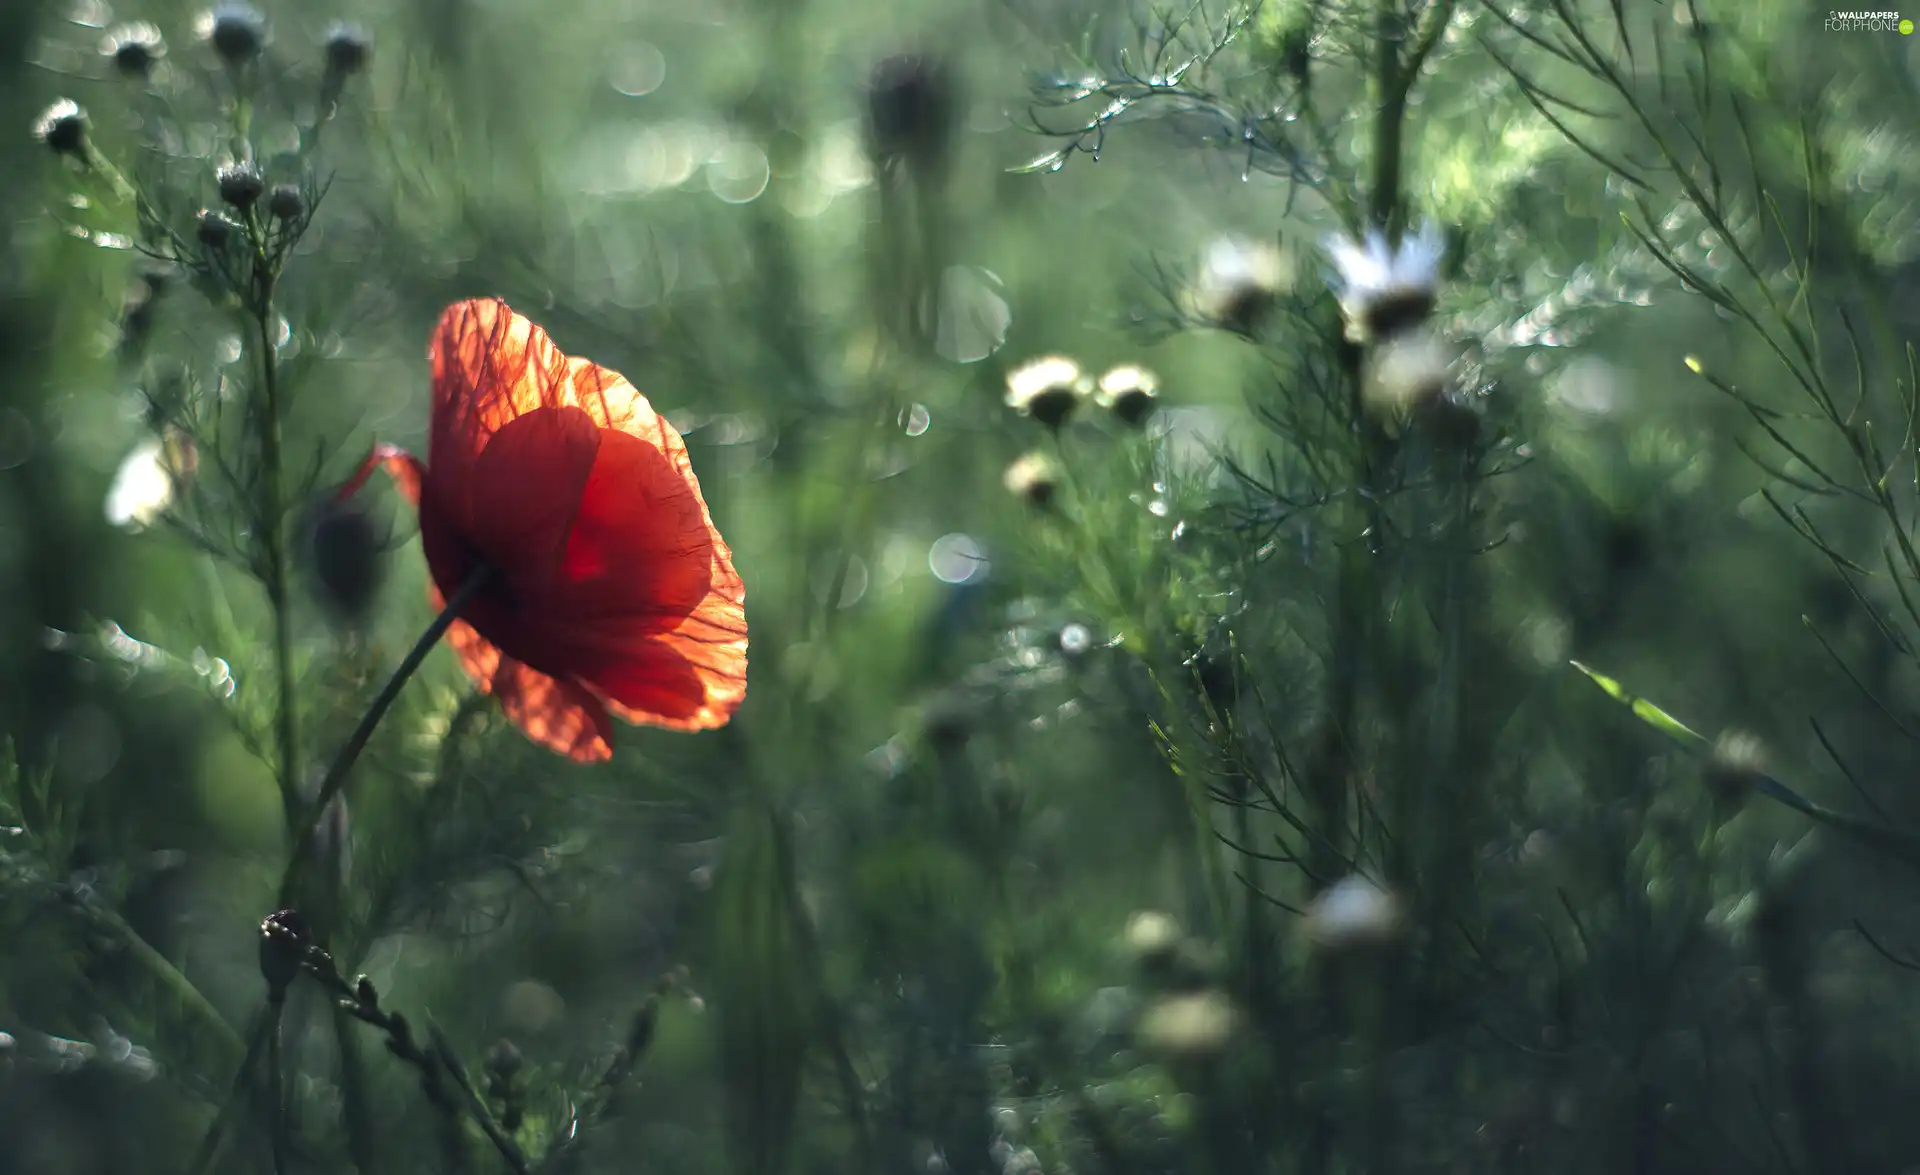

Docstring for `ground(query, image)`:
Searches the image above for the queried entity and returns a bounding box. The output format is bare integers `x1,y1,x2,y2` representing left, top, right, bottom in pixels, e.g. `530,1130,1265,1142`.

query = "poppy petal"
493,658,614,762
342,443,424,506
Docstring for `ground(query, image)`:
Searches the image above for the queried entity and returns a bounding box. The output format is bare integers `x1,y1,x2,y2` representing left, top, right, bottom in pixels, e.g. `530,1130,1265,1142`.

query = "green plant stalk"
87,903,245,1066
252,277,301,835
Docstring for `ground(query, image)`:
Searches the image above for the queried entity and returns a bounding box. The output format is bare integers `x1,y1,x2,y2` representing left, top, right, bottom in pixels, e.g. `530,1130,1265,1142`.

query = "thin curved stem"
278,565,493,907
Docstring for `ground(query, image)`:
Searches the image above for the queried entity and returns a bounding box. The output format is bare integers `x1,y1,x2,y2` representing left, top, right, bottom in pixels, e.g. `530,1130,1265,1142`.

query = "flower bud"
1095,365,1159,427
201,5,266,66
323,22,372,76
257,909,311,997
866,53,956,171
34,99,88,158
267,183,306,222
216,161,265,210
1004,356,1084,429
1002,451,1060,510
196,209,239,250
103,23,166,78
304,493,388,623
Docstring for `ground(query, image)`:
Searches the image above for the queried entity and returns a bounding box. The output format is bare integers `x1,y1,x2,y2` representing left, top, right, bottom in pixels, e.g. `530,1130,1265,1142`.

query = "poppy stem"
279,564,493,905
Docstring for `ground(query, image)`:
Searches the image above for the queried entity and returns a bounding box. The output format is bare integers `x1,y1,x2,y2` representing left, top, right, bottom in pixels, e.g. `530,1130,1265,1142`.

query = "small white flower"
1004,356,1085,427
1095,365,1160,426
104,434,193,531
1188,236,1289,330
1304,874,1405,952
1122,909,1182,960
1136,990,1237,1058
1363,330,1454,425
1325,221,1445,342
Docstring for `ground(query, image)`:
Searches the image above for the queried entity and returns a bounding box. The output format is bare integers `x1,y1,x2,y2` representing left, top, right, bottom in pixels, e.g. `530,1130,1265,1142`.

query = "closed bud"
267,183,306,222
216,161,265,210
34,99,89,158
305,494,388,623
196,209,238,250
354,974,379,1005
257,909,311,996
103,23,166,78
200,5,266,66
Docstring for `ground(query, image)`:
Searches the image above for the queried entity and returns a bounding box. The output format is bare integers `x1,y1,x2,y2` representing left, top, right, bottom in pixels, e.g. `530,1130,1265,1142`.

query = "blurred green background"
4,0,1920,1172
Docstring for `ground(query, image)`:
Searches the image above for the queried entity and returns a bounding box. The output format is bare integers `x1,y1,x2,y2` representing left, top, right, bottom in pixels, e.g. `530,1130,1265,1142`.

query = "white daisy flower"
1325,220,1445,342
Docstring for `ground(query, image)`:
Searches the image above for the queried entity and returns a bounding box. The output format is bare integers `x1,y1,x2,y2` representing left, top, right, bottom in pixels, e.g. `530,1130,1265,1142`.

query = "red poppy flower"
349,298,747,761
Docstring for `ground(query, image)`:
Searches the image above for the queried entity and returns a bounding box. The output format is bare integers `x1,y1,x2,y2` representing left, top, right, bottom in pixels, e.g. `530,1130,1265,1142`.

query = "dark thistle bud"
1002,451,1060,510
103,23,166,78
323,22,371,76
257,909,311,998
305,491,388,622
216,161,264,210
201,5,266,67
267,183,306,222
866,53,955,171
1095,365,1160,428
34,99,89,158
354,974,379,1006
196,208,238,250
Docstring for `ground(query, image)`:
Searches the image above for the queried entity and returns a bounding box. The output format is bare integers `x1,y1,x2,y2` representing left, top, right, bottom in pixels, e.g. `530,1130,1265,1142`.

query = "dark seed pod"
104,23,166,78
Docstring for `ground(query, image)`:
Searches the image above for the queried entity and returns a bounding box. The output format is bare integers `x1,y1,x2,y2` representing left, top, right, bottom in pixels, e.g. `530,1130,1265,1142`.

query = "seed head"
485,1038,523,1078
1095,365,1160,427
196,208,239,250
34,99,88,158
1002,451,1061,510
216,161,265,210
267,183,307,222
103,23,166,78
323,22,371,76
1004,355,1084,429
200,5,267,66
